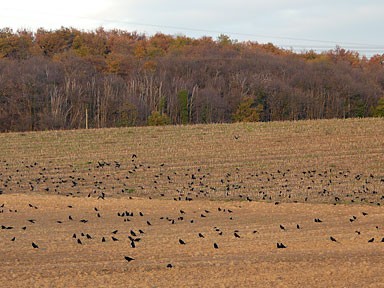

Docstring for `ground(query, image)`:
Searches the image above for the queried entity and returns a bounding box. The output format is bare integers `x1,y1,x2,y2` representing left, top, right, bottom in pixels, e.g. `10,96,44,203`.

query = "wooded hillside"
0,27,383,131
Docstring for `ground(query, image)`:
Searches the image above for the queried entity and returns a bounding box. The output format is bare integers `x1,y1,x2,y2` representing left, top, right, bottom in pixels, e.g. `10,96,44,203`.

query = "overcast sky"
1,0,384,57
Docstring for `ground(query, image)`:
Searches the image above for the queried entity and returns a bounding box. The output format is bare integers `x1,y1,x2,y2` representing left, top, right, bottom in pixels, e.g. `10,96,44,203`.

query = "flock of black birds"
1,195,383,269
1,199,154,264
1,155,384,268
0,198,249,267
0,156,383,205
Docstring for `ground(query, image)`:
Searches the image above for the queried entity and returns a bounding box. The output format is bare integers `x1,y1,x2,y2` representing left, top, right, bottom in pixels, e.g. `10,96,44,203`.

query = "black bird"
124,256,134,262
139,230,144,234
355,231,361,235
234,232,240,238
296,224,300,229
73,233,77,238
362,212,368,216
147,221,152,226
198,233,205,238
97,213,101,218
330,236,338,243
112,230,118,234
28,219,36,223
102,237,106,242
56,221,62,224
139,212,143,216
130,230,137,236
214,243,219,249
94,207,98,211
279,225,286,231
179,239,186,245
80,219,88,223
32,242,39,248
22,226,27,230
69,216,73,220
77,239,82,245
368,238,375,243
180,210,185,214
86,234,92,239
201,214,206,218
11,237,15,241
112,236,119,241
130,241,135,248
167,264,173,268
277,242,286,248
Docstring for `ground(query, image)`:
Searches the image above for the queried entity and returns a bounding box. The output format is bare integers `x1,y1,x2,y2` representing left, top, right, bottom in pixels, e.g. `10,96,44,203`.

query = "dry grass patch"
0,118,383,204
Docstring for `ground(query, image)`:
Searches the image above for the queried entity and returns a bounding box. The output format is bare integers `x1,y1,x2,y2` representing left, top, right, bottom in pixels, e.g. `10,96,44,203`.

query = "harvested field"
1,195,384,287
1,118,384,287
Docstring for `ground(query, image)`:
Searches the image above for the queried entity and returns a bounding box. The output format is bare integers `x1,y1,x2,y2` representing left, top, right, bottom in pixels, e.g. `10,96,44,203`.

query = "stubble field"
1,118,384,287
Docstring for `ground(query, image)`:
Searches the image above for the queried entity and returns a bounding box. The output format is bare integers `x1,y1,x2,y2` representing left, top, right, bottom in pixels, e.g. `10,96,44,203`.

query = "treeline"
0,27,384,132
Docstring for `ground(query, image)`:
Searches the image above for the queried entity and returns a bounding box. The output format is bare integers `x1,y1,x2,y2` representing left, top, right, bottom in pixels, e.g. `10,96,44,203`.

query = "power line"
1,11,384,57
107,22,384,48
70,16,384,49
280,45,384,50
1,8,384,50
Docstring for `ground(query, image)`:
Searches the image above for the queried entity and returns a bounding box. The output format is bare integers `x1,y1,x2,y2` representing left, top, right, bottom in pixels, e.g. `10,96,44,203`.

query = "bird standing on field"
179,239,186,245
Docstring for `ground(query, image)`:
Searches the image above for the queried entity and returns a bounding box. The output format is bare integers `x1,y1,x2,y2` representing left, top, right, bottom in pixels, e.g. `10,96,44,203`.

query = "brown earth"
0,118,384,204
1,194,384,287
1,118,384,287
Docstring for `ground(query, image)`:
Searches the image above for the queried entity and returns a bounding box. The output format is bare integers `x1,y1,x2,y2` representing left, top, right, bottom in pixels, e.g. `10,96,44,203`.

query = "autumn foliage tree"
232,97,263,122
0,27,383,132
374,96,384,117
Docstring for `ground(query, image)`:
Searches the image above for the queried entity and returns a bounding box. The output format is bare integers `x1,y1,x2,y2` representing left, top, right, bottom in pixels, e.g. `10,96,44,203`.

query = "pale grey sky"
1,0,384,56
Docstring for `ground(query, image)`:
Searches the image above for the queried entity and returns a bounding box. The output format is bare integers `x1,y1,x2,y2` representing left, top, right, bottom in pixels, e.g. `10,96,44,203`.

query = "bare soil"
1,194,384,287
1,118,384,287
